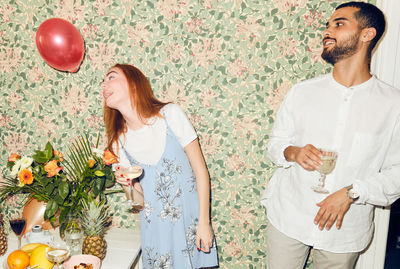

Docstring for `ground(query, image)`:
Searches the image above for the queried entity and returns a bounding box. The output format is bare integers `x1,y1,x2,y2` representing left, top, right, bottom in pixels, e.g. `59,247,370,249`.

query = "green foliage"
0,135,119,228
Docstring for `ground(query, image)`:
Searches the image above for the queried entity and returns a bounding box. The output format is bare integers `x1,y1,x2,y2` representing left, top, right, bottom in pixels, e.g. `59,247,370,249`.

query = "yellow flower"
53,150,64,162
44,160,63,177
18,169,33,185
8,153,21,162
88,159,96,168
103,150,118,165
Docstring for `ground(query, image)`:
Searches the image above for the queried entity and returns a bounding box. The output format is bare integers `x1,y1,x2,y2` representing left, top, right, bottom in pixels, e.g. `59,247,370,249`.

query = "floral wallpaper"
0,0,375,268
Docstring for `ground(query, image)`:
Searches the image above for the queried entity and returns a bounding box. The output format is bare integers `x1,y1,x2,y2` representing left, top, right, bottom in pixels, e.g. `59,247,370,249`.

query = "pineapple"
0,213,7,256
80,199,110,260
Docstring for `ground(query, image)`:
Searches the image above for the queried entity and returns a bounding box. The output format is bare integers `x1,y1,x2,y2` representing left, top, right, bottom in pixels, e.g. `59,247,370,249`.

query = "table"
0,227,142,269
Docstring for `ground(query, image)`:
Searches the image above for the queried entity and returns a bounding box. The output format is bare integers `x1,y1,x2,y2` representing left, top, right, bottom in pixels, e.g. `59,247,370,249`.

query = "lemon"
29,245,54,269
21,243,47,256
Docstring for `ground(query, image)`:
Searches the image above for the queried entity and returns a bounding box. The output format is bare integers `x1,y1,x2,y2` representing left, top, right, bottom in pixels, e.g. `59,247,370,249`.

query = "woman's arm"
184,138,214,252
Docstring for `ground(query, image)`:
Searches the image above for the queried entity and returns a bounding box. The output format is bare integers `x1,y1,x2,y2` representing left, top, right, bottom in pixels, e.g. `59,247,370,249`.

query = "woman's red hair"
103,64,169,154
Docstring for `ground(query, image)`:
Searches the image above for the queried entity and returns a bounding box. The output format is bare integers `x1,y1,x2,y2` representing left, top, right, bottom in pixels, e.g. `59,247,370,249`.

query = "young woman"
101,64,218,268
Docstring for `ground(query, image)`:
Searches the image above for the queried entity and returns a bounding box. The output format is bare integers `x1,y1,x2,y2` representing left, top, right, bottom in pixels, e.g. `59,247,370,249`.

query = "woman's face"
101,67,132,111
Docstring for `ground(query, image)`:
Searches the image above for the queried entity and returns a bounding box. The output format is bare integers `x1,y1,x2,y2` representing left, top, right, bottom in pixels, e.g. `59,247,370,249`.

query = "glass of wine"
45,242,70,269
120,166,143,208
311,149,338,194
9,216,26,249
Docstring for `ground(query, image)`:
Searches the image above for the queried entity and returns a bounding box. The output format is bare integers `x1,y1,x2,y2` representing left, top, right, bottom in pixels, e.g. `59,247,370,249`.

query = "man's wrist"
284,146,297,162
345,184,360,202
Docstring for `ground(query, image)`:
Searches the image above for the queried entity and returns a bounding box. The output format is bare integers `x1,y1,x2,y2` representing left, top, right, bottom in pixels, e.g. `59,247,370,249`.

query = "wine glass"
311,149,338,194
9,216,26,249
120,166,143,207
45,242,70,269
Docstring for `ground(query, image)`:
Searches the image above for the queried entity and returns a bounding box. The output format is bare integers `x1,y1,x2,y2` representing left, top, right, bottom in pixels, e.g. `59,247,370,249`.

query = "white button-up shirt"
261,73,400,253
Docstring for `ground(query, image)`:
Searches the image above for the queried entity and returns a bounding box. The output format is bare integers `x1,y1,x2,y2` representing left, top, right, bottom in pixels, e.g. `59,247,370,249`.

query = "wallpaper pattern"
0,0,374,268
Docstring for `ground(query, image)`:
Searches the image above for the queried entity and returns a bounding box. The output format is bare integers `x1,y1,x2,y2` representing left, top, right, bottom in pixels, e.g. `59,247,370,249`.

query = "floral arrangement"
0,135,119,227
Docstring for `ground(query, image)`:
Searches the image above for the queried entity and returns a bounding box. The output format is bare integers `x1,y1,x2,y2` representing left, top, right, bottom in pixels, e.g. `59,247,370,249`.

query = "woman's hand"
114,165,129,186
196,222,214,253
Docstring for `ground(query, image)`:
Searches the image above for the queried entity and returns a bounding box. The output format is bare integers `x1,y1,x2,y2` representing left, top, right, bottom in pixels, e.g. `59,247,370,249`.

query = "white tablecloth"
0,227,141,269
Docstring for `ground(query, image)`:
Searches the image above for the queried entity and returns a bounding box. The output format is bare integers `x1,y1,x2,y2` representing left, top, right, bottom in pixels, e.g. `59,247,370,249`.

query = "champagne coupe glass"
45,242,70,269
9,215,26,249
121,166,143,207
311,149,338,194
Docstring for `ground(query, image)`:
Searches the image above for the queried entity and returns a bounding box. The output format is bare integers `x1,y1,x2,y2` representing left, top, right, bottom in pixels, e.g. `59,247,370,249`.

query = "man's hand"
314,188,353,230
284,144,322,171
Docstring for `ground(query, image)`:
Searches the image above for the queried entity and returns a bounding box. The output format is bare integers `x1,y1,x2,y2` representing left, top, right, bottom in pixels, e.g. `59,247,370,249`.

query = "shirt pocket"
347,132,380,167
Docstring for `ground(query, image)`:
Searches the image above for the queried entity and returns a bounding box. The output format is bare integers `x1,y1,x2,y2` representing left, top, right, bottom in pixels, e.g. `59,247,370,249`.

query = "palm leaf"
0,177,21,201
63,135,94,182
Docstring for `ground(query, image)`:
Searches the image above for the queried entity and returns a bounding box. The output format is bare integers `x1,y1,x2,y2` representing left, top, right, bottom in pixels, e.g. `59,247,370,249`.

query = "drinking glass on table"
116,165,144,209
311,149,338,194
45,241,70,269
9,215,26,249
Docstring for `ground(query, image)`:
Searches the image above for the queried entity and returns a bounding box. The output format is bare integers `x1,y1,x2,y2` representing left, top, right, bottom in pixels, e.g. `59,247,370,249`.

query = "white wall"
356,1,400,268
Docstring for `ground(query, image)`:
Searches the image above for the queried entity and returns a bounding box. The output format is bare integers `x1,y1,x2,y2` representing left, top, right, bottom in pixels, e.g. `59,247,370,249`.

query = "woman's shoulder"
162,103,183,113
162,103,187,118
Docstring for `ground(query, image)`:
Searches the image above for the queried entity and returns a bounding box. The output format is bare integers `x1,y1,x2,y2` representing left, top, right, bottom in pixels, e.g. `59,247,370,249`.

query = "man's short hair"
336,1,386,57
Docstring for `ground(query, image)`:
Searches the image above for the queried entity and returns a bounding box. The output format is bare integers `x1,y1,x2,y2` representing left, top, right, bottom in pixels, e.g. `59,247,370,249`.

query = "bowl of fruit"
63,254,101,269
4,243,54,269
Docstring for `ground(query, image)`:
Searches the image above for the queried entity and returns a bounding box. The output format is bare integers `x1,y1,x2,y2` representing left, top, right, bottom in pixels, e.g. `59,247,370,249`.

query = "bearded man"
261,2,400,269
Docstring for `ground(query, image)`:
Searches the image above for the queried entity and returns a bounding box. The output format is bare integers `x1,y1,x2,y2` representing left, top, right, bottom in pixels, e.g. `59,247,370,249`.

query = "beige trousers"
266,223,359,269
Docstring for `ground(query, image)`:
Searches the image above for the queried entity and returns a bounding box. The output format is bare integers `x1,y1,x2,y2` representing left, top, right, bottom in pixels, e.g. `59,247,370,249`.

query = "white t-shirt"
114,103,197,166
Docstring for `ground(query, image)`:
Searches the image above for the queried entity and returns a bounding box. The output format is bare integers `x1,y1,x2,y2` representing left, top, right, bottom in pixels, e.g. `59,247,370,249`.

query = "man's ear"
361,27,377,43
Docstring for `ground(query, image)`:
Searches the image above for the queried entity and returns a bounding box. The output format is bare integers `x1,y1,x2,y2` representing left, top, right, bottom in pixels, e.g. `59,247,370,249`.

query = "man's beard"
321,32,360,65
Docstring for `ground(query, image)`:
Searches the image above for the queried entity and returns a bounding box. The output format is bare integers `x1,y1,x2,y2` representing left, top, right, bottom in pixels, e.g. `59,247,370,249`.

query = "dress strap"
161,106,173,135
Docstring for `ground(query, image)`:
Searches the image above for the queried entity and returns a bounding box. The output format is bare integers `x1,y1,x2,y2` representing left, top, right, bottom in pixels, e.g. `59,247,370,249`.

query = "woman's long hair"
103,64,169,154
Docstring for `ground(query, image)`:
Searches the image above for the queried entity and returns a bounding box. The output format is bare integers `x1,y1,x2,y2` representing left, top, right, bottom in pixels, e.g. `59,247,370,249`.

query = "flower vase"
22,198,57,233
61,214,84,255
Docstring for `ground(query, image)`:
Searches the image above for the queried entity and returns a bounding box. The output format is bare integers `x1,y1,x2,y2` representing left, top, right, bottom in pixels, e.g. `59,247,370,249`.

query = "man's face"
321,7,362,65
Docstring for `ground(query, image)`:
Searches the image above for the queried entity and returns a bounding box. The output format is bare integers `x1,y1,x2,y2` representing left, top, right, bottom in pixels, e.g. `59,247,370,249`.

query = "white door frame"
355,1,400,268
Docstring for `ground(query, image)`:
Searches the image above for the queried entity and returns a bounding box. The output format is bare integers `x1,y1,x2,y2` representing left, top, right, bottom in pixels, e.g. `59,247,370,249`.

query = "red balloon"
36,18,85,72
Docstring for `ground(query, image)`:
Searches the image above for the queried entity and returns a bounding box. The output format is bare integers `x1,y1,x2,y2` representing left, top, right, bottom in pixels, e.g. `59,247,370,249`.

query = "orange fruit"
7,250,30,269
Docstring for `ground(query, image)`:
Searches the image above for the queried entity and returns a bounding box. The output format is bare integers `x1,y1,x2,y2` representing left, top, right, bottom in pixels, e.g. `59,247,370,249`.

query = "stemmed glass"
311,149,338,194
45,242,70,269
120,166,143,208
9,215,26,249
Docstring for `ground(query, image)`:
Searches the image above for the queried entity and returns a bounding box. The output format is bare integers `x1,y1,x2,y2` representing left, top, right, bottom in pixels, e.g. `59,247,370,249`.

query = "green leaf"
93,178,105,197
7,161,14,170
94,170,105,177
44,199,58,220
45,183,55,195
58,181,69,200
32,141,53,163
44,142,53,159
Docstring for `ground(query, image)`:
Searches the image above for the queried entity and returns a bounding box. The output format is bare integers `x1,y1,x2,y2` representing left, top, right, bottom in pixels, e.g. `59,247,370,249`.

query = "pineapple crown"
80,198,110,237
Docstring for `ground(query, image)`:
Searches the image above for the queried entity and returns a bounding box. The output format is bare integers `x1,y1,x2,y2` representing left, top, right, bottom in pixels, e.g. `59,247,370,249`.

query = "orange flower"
44,160,63,177
53,150,64,162
8,153,21,162
88,159,96,168
103,150,118,165
18,169,33,185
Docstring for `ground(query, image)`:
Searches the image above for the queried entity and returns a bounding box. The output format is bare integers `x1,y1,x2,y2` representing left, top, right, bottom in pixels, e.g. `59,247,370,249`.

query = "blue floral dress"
121,117,218,268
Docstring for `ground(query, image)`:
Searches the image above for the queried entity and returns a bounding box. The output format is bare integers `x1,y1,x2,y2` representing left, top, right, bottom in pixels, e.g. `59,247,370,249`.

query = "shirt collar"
328,72,376,91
